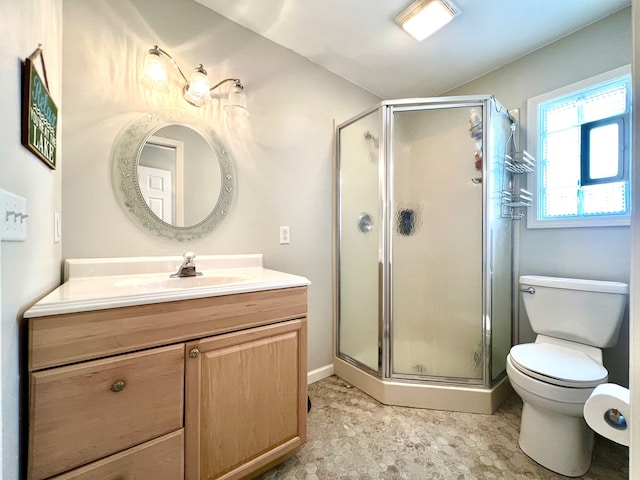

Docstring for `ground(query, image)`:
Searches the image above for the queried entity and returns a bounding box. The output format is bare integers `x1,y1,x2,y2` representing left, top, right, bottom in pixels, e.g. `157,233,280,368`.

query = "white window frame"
527,65,632,229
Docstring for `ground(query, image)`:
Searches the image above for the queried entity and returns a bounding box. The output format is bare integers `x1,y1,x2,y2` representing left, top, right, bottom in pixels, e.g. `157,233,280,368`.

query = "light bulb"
224,82,249,120
140,47,169,92
183,64,210,107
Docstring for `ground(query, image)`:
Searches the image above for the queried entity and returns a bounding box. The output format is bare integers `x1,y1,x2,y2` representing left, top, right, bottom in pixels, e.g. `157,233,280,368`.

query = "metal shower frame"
334,95,514,389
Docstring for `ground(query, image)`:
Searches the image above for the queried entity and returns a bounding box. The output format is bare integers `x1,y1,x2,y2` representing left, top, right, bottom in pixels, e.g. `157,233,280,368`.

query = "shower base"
334,356,512,414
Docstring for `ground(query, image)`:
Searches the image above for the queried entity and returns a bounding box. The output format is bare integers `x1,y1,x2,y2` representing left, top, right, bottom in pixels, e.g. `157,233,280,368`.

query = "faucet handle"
183,252,195,264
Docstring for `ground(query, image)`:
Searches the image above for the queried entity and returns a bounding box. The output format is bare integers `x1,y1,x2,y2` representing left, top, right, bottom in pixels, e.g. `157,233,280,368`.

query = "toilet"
506,275,628,477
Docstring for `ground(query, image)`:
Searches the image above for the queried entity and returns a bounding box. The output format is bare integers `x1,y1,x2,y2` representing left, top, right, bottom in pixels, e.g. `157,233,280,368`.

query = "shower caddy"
501,120,536,219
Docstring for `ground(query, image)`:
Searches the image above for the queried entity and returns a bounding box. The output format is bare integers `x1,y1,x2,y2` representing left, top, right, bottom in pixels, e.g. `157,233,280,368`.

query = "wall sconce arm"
209,78,242,92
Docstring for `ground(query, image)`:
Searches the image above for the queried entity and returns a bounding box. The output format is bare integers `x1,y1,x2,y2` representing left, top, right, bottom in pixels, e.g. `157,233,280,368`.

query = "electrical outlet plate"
0,188,28,242
279,226,290,245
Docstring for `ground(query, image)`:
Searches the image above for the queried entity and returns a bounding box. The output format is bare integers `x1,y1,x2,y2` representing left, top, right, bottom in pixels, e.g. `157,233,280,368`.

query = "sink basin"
114,274,250,291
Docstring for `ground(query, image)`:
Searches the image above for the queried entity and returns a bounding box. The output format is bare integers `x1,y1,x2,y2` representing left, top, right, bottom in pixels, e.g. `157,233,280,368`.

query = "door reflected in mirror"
138,125,221,227
112,110,235,241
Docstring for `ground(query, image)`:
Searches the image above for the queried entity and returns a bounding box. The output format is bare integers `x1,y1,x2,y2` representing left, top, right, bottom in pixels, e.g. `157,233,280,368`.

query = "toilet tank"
520,275,628,348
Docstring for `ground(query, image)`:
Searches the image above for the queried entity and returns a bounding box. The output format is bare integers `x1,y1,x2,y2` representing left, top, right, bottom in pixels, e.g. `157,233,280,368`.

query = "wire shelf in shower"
502,188,532,208
504,150,535,174
501,188,533,219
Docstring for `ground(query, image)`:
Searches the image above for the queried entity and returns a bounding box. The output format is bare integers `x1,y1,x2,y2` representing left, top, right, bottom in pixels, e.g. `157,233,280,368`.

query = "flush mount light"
394,0,460,41
139,45,248,115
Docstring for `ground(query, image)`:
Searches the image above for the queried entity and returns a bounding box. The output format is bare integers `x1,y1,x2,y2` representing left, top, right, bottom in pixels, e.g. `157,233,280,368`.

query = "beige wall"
0,0,63,477
447,8,632,385
61,0,380,378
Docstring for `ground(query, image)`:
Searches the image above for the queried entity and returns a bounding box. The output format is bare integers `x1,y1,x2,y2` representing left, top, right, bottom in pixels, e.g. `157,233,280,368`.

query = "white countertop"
25,254,311,318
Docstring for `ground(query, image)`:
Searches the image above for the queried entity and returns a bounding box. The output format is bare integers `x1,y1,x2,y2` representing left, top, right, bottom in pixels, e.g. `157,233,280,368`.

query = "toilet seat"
510,343,607,388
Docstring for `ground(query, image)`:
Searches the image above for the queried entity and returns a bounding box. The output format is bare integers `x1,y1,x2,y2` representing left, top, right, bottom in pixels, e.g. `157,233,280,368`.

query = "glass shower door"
390,105,484,381
337,110,381,373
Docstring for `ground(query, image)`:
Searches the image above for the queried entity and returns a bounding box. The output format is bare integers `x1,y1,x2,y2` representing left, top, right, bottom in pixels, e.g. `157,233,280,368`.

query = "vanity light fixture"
394,0,460,41
140,45,248,114
183,64,210,107
223,80,248,119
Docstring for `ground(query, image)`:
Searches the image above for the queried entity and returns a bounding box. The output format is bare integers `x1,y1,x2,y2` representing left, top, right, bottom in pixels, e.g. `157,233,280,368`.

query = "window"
527,66,631,228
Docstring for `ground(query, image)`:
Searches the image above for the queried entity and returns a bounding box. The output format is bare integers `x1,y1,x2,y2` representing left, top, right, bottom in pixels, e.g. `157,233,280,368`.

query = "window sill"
526,215,630,229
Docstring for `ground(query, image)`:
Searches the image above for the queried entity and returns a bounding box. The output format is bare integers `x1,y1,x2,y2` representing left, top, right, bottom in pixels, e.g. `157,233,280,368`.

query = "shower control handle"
519,287,536,294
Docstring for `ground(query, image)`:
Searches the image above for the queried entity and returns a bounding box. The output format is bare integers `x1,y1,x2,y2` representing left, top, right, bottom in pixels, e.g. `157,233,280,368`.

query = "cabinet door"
185,319,307,480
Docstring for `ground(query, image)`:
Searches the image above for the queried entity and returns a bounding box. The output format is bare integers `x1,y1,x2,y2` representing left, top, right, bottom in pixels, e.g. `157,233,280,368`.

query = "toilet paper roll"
584,383,630,446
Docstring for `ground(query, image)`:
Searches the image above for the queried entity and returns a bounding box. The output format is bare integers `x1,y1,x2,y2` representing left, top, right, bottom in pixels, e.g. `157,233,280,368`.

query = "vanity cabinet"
27,286,308,480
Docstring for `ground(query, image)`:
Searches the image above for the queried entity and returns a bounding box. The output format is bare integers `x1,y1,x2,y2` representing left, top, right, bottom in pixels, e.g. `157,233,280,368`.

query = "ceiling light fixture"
139,45,248,115
394,0,460,41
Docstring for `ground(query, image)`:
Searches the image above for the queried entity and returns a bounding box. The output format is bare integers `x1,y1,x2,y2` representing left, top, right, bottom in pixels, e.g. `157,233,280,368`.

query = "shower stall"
335,96,522,414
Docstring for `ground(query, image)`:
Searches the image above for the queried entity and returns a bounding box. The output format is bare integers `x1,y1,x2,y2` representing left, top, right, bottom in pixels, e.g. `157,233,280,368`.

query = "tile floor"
259,376,629,480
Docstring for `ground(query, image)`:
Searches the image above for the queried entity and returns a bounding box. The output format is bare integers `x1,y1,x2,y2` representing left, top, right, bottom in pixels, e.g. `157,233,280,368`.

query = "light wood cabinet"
49,430,185,480
29,345,184,479
27,286,308,480
185,320,307,480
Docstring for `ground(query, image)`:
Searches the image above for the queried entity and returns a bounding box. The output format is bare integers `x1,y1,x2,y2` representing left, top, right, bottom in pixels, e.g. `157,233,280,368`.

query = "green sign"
22,57,57,169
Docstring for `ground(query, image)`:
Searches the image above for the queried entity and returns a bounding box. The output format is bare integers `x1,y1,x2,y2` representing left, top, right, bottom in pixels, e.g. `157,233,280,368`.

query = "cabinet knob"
189,348,200,358
111,380,126,393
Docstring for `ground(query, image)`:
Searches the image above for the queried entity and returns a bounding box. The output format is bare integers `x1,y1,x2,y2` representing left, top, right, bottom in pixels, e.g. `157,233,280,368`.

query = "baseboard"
307,364,334,384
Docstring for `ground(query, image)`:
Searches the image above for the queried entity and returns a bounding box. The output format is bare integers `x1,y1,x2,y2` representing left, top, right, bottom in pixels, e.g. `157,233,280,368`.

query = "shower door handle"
519,287,535,294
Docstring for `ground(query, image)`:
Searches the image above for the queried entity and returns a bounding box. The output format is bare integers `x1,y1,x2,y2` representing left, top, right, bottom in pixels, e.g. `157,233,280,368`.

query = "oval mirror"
112,110,235,241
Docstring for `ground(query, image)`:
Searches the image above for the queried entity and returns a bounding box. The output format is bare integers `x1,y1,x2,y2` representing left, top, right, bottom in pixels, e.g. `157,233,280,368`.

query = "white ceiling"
195,0,631,99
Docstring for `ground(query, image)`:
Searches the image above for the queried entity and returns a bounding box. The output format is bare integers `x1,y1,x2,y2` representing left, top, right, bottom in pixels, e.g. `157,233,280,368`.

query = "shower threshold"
334,356,512,414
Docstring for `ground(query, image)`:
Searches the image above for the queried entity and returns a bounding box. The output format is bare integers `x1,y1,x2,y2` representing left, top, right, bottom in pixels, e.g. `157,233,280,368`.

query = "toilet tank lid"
519,275,628,294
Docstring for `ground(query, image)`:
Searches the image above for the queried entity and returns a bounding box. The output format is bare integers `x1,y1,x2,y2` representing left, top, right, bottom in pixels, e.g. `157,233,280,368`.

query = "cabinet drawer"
50,429,184,480
29,345,184,480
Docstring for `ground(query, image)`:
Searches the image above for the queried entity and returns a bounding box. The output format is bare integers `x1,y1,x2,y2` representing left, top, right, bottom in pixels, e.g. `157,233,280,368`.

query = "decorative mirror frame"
112,110,235,241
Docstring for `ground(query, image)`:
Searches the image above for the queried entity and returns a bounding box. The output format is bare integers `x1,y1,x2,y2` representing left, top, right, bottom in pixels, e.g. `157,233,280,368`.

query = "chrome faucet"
171,252,202,278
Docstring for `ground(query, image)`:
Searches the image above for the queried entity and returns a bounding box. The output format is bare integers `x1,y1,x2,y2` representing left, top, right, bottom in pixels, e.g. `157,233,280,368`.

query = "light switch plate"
0,188,28,242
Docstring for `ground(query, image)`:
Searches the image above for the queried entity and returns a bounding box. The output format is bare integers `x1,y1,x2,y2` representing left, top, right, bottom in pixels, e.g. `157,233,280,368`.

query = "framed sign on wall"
21,45,58,169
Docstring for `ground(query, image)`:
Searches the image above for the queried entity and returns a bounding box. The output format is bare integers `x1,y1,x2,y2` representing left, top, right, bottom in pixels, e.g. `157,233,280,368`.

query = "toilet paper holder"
584,382,630,446
604,408,627,430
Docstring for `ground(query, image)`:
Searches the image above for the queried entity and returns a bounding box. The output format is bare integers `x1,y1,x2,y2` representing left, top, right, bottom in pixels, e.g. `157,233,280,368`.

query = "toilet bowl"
506,341,607,476
507,275,628,477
